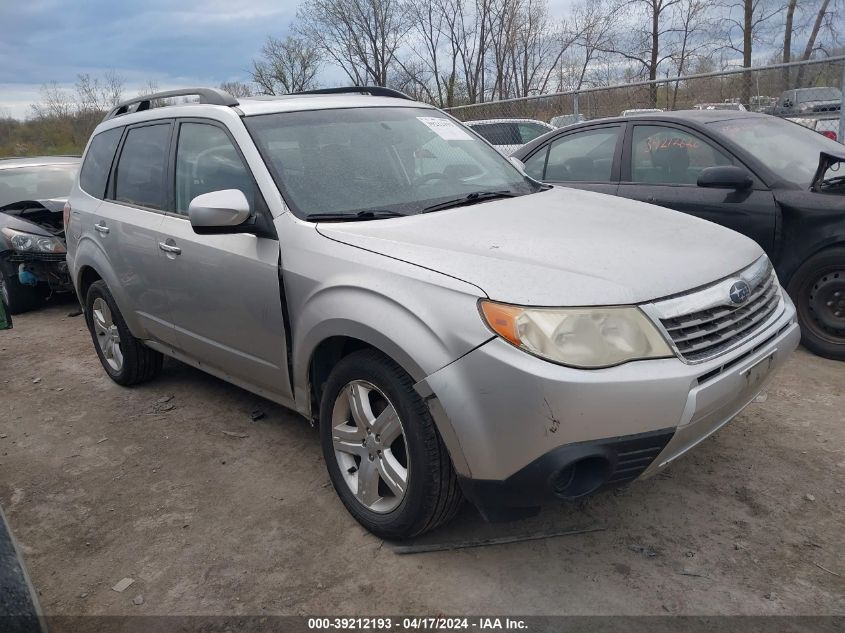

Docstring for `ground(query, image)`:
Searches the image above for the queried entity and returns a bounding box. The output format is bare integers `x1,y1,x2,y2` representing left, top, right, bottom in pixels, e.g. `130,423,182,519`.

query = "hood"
0,199,66,238
316,187,763,306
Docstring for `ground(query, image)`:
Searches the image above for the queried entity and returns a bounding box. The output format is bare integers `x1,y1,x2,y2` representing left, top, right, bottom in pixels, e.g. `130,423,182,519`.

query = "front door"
157,120,291,401
617,123,778,257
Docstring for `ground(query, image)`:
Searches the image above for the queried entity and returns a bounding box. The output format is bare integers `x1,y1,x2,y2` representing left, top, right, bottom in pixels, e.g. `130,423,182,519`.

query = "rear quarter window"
79,127,123,199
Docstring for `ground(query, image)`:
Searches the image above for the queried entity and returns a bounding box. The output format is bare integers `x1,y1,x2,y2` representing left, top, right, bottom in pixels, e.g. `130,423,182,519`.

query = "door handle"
94,223,110,235
158,242,181,255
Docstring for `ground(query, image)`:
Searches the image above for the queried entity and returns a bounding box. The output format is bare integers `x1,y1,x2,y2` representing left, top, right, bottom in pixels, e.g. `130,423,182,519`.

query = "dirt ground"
0,297,843,617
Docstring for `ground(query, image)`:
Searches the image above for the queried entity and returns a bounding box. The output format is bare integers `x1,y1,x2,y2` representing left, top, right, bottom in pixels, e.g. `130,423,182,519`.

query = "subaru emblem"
729,280,751,305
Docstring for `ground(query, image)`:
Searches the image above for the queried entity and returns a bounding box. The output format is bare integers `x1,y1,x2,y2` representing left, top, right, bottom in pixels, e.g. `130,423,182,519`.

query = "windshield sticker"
417,117,473,141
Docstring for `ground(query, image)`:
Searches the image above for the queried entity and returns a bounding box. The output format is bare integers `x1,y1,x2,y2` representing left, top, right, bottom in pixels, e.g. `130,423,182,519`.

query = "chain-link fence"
445,56,845,143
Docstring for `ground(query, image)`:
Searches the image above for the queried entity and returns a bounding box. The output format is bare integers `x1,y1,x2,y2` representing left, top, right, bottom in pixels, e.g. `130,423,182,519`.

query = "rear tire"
0,271,41,314
85,280,163,385
319,350,463,539
787,247,845,361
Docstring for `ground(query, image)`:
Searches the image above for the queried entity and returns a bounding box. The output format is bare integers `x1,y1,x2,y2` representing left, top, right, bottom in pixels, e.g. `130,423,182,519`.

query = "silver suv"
66,87,800,538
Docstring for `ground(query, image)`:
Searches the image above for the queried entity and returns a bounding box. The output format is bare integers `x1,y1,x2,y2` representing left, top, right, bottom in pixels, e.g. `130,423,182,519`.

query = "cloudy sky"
0,0,300,118
1,0,582,119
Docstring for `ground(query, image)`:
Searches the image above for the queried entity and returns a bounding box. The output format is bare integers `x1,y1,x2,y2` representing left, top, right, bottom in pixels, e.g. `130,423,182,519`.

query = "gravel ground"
0,298,843,616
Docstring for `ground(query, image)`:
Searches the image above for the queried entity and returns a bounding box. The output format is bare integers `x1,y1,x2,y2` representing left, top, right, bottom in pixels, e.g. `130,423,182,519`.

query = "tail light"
820,130,838,141
63,202,71,229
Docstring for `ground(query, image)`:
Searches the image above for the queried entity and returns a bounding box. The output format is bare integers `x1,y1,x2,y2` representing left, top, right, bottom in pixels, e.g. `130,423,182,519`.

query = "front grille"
654,259,781,363
5,252,67,263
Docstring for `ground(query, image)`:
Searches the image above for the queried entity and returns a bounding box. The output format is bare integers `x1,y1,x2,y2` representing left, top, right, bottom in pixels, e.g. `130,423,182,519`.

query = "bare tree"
252,35,322,94
507,0,574,97
74,71,125,114
669,0,713,107
137,79,160,97
720,0,783,104
782,0,798,88
795,0,833,85
600,0,684,105
219,81,256,98
297,0,410,86
567,0,616,90
30,82,75,119
400,1,447,104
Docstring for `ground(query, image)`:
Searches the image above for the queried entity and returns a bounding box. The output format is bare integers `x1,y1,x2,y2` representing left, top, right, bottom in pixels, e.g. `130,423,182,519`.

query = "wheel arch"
72,241,147,338
301,327,427,421
781,239,845,286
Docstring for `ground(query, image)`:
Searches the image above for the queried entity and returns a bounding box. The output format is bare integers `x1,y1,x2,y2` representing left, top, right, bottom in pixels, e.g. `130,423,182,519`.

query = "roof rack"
292,86,412,100
103,88,239,121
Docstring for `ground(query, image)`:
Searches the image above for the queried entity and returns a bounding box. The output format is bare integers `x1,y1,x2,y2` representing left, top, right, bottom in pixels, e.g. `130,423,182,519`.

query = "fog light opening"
552,455,612,500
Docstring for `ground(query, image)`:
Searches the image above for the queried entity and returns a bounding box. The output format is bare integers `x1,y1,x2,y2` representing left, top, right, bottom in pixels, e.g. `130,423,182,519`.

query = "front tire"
319,350,463,539
85,280,163,385
787,247,845,361
0,270,41,314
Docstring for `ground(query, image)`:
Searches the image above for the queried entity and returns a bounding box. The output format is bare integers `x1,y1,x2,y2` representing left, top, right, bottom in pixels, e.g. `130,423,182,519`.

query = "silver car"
66,87,800,538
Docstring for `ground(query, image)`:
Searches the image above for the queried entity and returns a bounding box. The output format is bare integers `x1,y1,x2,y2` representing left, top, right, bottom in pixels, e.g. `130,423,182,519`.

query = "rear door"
520,124,623,195
617,122,778,257
97,121,178,346
156,119,291,400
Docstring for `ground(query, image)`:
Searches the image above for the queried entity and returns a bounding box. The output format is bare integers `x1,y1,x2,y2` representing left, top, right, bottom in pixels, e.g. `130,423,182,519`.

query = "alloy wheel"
92,297,123,372
330,380,409,513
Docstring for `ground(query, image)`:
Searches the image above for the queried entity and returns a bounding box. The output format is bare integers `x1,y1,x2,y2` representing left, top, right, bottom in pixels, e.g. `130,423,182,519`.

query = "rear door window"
79,127,122,198
113,123,172,210
543,126,621,182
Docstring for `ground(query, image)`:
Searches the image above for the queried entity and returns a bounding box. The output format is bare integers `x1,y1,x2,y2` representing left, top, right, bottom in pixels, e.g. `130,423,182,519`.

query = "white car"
621,108,664,116
692,103,748,112
464,118,555,155
786,115,840,142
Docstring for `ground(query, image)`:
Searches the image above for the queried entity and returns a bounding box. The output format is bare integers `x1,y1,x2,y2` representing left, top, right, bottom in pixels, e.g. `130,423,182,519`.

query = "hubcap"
807,269,845,339
92,298,123,372
331,380,409,513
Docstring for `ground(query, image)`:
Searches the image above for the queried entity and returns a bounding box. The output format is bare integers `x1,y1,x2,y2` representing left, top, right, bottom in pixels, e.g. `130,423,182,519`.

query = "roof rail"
293,86,412,100
103,88,239,121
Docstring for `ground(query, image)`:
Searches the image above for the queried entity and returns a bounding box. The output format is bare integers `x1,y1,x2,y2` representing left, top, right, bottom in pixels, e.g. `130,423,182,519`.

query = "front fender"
292,281,491,411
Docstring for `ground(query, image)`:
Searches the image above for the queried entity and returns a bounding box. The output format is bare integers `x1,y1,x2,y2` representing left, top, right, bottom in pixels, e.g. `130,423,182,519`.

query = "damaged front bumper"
0,249,72,293
416,293,800,519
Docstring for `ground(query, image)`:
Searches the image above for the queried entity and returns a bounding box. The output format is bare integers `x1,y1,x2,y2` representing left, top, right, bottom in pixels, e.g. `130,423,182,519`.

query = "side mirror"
188,189,251,230
509,156,526,172
697,166,753,190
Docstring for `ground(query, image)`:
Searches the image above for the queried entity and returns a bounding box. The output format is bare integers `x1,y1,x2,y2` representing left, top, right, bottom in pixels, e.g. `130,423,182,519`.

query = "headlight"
479,300,673,368
1,228,66,254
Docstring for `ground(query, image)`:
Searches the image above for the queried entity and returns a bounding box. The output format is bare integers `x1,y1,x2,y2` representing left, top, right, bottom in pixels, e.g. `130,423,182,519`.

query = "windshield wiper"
306,210,407,222
421,190,518,214
820,175,845,189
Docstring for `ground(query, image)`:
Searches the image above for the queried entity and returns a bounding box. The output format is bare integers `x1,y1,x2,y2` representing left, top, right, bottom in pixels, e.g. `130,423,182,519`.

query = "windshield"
0,164,78,207
796,87,841,103
245,107,538,219
709,117,844,188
